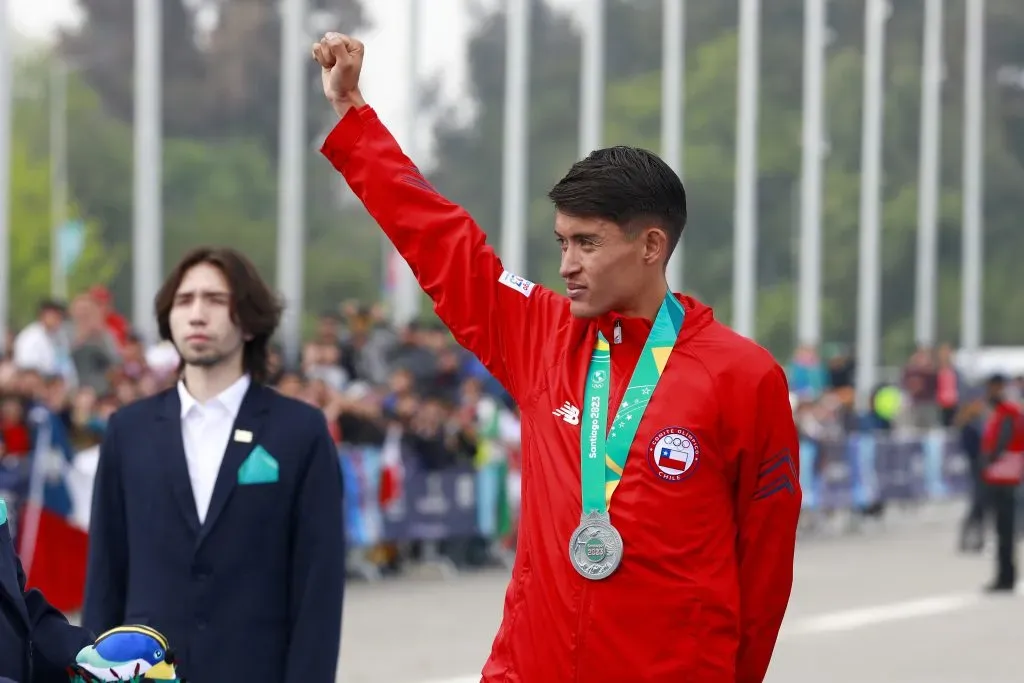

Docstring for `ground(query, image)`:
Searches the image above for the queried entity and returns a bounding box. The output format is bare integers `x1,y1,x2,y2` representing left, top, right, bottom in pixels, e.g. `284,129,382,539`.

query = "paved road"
338,504,1024,683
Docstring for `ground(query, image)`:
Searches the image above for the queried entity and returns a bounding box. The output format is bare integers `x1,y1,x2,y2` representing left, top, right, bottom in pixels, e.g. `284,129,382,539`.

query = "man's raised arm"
314,32,568,402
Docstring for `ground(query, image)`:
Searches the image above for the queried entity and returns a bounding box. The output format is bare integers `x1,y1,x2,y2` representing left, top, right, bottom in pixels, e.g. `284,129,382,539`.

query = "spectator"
388,322,436,385
902,347,939,431
0,396,30,460
118,333,150,381
936,344,962,428
339,302,394,385
825,344,855,390
89,285,130,349
788,344,826,401
13,300,75,385
69,294,120,394
302,340,348,392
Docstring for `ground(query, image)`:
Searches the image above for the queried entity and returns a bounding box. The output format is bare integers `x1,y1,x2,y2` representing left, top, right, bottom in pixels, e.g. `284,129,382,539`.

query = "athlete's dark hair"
154,246,283,383
547,146,687,260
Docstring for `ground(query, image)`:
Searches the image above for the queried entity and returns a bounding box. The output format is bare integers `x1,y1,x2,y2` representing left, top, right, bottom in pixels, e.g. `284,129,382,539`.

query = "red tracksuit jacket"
322,105,802,683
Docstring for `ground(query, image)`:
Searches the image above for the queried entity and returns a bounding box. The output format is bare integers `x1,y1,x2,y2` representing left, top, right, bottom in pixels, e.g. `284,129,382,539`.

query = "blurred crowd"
0,289,172,463
278,301,522,475
0,292,523,482
787,343,1024,444
5,286,1024,481
5,286,1024,568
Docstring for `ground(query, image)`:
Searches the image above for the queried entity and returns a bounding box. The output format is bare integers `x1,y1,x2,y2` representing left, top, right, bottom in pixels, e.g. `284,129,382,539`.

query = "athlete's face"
556,212,660,318
169,263,247,370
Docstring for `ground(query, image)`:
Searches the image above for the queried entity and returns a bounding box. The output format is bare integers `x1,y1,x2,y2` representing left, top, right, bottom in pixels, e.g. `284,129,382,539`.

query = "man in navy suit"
1,498,93,683
83,247,346,683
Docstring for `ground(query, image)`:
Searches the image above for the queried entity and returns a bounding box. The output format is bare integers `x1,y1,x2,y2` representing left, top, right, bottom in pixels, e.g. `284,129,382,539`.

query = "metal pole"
662,0,685,291
914,0,944,348
276,0,307,366
50,59,69,300
732,0,761,339
797,0,826,347
961,0,984,353
392,0,421,327
579,0,605,159
500,0,530,276
133,0,162,343
0,0,11,350
18,407,52,577
855,0,889,411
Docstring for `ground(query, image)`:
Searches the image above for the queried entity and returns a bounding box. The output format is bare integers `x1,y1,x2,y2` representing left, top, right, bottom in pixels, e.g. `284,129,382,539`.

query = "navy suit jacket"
0,505,93,683
82,382,346,683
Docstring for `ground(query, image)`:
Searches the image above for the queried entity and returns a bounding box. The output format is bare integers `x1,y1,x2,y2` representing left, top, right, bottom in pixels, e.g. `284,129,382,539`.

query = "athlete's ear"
642,227,669,266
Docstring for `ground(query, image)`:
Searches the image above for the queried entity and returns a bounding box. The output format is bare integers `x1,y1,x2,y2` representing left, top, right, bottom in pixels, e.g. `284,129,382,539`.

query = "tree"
60,0,366,153
11,51,381,330
6,123,120,329
424,0,1024,361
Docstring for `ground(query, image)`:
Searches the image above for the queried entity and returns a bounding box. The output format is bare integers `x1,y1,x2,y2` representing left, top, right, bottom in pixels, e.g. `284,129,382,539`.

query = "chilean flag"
659,446,691,471
18,406,91,614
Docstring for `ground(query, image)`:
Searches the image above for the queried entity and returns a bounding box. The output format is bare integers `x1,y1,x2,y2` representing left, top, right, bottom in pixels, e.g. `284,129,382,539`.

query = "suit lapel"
0,522,29,628
197,383,271,547
155,391,201,534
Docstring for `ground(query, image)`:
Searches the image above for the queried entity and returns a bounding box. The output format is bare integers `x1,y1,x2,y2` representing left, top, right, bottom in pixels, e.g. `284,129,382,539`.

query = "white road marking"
415,589,1022,683
780,593,980,637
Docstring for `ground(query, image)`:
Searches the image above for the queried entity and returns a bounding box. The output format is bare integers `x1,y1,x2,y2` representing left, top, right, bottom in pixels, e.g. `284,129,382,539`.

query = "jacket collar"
594,294,714,345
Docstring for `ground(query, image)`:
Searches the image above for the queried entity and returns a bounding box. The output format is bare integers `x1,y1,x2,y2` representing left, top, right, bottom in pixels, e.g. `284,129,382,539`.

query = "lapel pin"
233,429,253,443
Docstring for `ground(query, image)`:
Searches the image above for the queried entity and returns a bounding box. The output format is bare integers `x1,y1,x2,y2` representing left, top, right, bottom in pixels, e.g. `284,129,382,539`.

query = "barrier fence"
800,431,969,511
341,430,971,550
341,445,510,549
0,431,971,563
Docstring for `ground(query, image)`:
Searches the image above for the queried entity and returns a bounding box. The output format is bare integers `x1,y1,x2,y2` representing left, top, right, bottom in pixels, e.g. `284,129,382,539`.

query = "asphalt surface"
337,503,1024,683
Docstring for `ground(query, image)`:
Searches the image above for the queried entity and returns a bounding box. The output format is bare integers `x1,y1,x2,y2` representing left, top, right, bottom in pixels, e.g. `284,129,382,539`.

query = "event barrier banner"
340,432,971,544
1,433,970,551
798,431,969,511
382,459,479,542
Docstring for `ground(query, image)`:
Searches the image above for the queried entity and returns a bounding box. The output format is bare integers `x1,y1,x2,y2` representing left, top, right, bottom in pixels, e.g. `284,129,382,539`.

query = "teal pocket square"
238,446,279,485
0,498,6,526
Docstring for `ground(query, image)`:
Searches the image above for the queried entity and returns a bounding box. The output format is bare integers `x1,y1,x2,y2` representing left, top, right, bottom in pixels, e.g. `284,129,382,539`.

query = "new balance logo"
553,402,580,425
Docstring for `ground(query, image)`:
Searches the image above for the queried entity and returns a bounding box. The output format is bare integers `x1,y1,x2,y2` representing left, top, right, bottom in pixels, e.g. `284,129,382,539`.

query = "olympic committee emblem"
647,427,701,483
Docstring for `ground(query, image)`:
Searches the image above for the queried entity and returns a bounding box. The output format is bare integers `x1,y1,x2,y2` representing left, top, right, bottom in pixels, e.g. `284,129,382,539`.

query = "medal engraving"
569,511,623,580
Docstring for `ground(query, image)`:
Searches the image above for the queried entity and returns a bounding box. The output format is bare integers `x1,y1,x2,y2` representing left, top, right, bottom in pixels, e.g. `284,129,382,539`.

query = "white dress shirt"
178,374,251,523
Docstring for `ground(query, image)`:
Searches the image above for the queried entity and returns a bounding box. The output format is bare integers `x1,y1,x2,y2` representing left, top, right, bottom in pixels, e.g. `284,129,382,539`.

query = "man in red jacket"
313,32,801,683
980,373,1024,592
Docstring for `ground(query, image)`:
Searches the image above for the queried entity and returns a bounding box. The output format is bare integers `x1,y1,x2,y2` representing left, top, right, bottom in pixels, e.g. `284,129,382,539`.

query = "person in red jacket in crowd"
88,286,129,349
313,32,801,683
980,373,1024,592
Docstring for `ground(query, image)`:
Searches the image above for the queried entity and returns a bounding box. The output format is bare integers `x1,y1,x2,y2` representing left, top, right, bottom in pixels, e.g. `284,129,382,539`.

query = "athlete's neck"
616,279,670,321
182,359,245,403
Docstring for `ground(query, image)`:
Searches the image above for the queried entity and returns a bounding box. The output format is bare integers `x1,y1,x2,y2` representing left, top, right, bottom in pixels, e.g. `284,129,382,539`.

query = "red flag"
19,503,88,613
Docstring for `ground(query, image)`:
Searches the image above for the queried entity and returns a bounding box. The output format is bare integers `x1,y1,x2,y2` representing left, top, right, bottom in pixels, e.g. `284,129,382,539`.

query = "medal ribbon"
580,293,685,515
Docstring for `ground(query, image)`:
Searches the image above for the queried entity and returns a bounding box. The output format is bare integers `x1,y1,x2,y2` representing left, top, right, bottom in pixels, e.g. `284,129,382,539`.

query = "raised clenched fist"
312,32,366,118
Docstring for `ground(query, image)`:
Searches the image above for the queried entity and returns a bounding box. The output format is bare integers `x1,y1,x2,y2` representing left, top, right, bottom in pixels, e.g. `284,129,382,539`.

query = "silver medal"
568,511,624,580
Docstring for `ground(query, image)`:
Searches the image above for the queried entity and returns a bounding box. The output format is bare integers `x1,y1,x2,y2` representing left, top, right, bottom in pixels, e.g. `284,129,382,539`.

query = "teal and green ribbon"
580,293,685,514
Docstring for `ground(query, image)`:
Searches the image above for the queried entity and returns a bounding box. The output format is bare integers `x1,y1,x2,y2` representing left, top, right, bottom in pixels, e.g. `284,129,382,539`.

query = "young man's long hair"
153,247,283,383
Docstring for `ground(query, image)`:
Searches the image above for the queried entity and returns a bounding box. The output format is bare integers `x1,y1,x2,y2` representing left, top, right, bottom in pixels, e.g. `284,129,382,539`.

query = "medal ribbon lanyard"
579,293,685,515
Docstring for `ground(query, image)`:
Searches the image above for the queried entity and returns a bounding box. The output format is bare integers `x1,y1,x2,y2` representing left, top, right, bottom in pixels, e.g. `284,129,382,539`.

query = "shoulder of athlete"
495,269,574,336
684,320,788,403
